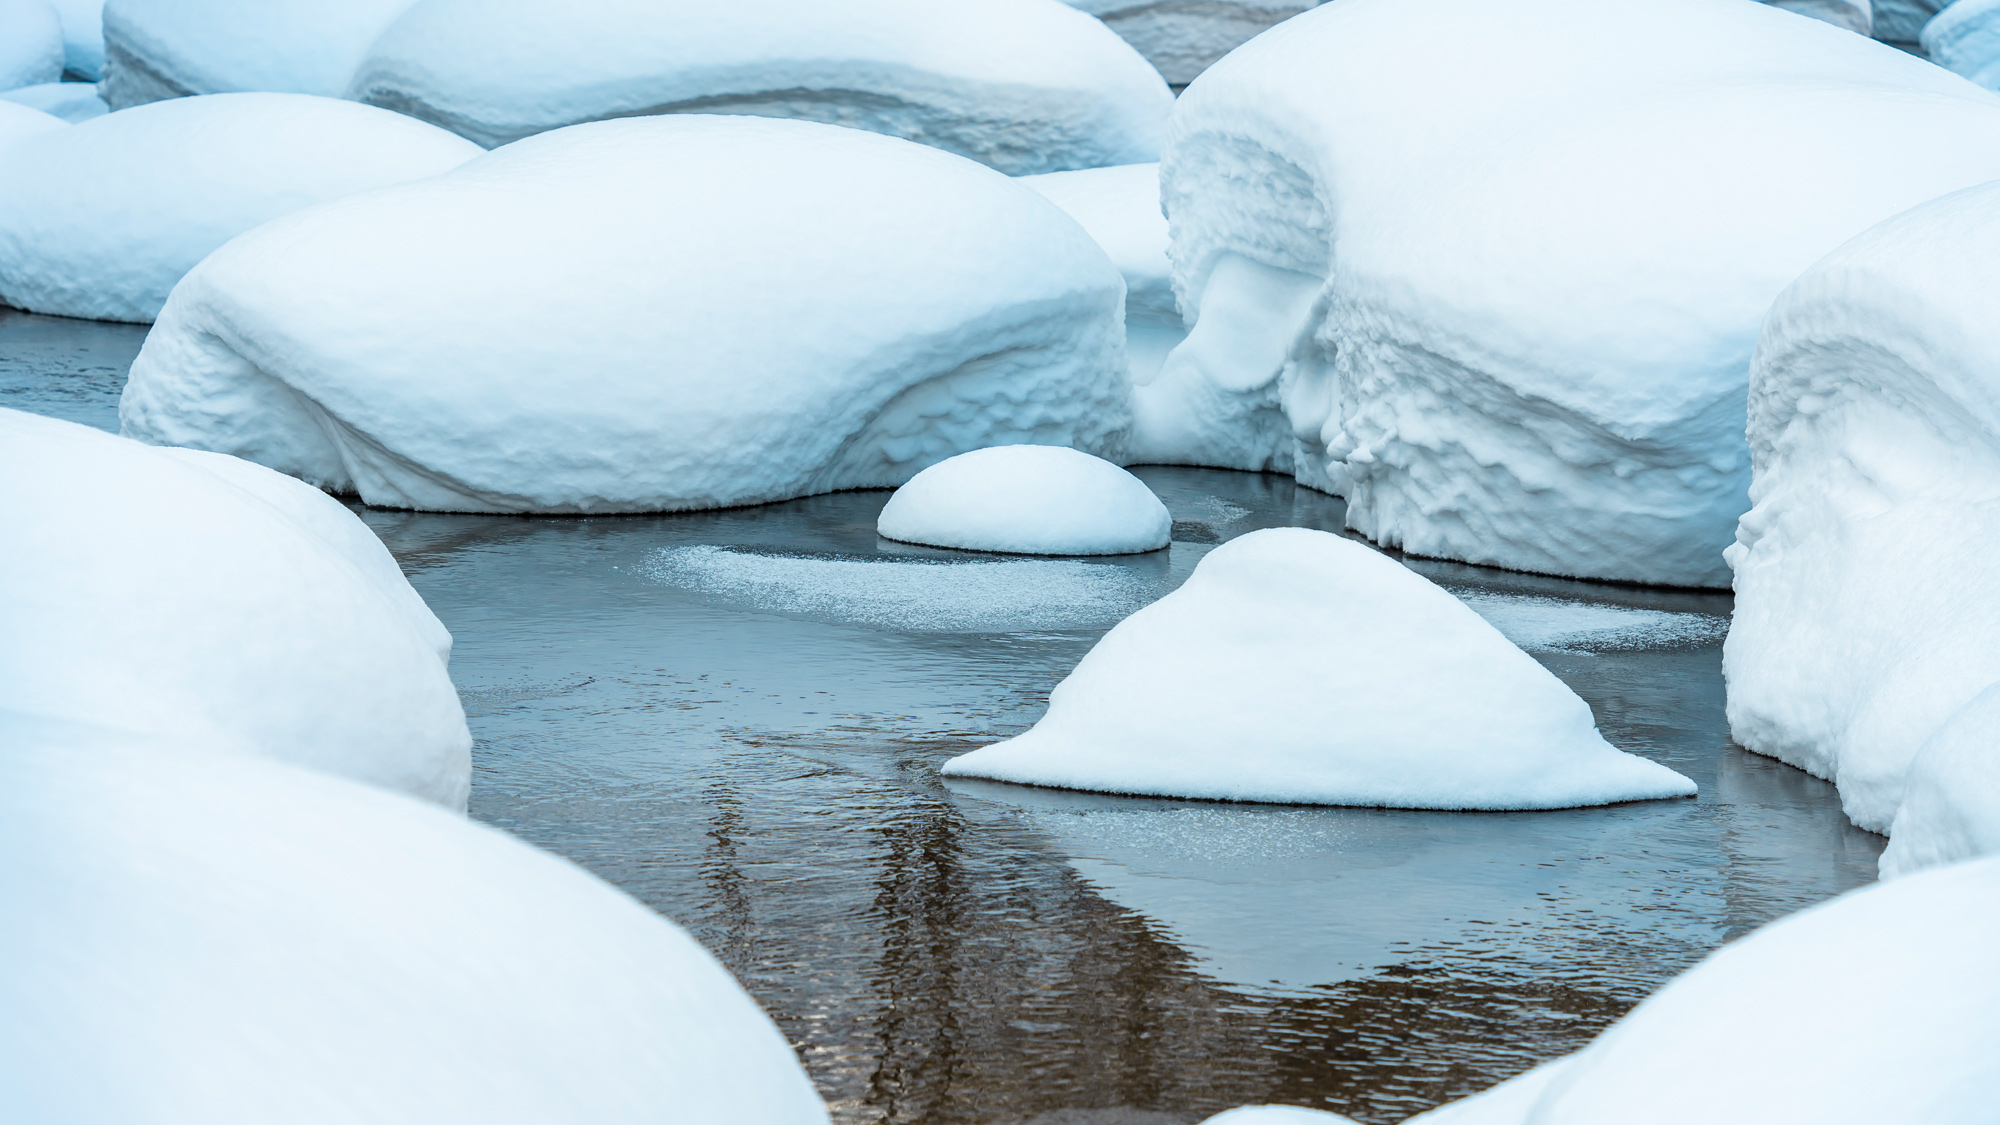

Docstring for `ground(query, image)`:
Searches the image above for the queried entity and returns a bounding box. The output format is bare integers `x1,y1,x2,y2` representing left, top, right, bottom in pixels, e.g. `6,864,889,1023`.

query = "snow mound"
1067,0,1314,85
0,409,470,809
1158,0,2000,586
877,445,1171,555
1765,0,1871,34
50,0,103,78
0,92,478,323
0,79,107,120
941,528,1696,808
0,97,63,145
0,725,830,1125
1880,684,2000,879
1726,178,2000,835
121,115,1131,514
1,0,63,90
1198,1108,1357,1124
1924,0,2000,89
99,0,414,108
346,0,1173,172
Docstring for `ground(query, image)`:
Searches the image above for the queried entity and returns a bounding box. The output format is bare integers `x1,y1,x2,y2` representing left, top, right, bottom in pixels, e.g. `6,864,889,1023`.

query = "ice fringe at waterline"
98,0,414,108
1063,0,1316,85
0,409,471,810
1725,179,2000,856
0,93,479,323
0,0,63,90
1155,0,2000,587
1923,0,2000,90
0,724,831,1125
120,115,1131,514
877,445,1171,555
346,0,1172,173
941,528,1695,808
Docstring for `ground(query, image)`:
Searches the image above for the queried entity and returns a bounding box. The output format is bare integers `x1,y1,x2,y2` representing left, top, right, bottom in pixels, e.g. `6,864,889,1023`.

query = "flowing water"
4,308,1883,1124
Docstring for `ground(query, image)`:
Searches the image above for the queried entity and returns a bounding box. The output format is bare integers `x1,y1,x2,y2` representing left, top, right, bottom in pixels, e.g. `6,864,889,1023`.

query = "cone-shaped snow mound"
99,0,415,108
877,445,1171,555
120,115,1131,514
942,528,1696,808
0,409,470,809
1156,0,2000,587
346,0,1173,172
0,93,479,323
0,722,830,1125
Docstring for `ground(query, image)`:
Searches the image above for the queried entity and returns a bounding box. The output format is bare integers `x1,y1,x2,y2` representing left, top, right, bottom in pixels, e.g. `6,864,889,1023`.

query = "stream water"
4,308,1883,1124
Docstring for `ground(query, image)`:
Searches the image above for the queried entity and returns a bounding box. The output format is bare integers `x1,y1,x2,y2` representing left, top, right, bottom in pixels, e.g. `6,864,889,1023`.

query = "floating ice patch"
1460,593,1728,652
643,546,1159,632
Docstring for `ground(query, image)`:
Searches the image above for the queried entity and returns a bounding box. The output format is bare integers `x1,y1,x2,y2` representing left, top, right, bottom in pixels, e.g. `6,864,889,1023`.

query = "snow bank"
1879,684,2000,879
0,98,63,145
1924,0,2000,89
0,92,478,323
0,726,830,1125
877,445,1171,555
0,409,470,809
99,0,415,108
1067,0,1314,85
51,0,104,77
121,115,1131,514
0,0,63,90
1158,0,2000,586
347,0,1172,172
1726,178,2000,835
941,528,1695,807
0,79,107,120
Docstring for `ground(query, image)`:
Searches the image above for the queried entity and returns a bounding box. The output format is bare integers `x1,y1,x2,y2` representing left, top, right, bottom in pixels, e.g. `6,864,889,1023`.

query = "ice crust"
877,445,1171,556
1,0,63,90
941,528,1697,808
99,0,415,108
0,409,471,809
0,79,107,120
1065,0,1315,85
120,115,1132,514
0,92,479,323
1726,179,2000,842
1157,0,2000,586
346,0,1173,172
1924,0,2000,89
0,728,830,1125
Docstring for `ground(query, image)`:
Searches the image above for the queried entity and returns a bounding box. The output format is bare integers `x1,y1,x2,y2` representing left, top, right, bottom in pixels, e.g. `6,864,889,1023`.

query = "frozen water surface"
5,314,1881,1124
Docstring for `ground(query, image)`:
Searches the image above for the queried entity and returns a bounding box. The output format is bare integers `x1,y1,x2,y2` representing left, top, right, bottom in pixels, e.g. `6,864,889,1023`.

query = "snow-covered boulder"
876,445,1171,555
1400,856,2000,1124
0,724,830,1125
0,409,471,809
0,97,63,146
1765,0,1872,34
1157,0,2000,587
1727,179,2000,836
0,80,107,120
346,0,1172,172
1880,684,2000,879
1873,0,1947,42
50,0,104,77
1924,0,2000,89
1198,1108,1356,1124
99,0,414,108
0,0,63,90
0,93,478,323
1067,0,1315,85
120,115,1131,513
942,528,1695,807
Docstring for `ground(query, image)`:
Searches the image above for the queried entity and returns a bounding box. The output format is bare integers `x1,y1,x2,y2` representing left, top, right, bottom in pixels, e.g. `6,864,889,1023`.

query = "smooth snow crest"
0,97,64,146
0,92,479,323
0,80,108,120
1066,0,1316,85
1880,683,2000,879
98,0,416,107
877,445,1172,555
1923,0,2000,90
0,0,64,90
942,528,1696,808
0,409,471,809
120,115,1132,514
1156,0,2000,587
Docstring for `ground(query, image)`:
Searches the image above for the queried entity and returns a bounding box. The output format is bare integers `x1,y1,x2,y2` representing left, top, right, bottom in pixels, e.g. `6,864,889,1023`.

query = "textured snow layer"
121,115,1131,513
0,409,471,808
1924,0,2000,89
0,97,63,145
942,528,1696,807
0,92,478,322
877,445,1171,555
99,0,414,107
1158,0,2000,586
1067,0,1315,85
1726,178,2000,836
347,0,1172,172
0,79,107,120
1880,684,2000,879
0,727,830,1125
0,0,63,89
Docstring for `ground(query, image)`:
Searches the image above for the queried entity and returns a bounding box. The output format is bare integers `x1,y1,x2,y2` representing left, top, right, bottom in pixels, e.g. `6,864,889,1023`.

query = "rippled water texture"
6,310,1883,1124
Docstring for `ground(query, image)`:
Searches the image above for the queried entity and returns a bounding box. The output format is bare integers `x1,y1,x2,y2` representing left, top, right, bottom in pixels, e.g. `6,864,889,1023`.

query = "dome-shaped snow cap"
0,93,480,323
0,98,65,147
98,0,416,107
346,0,1172,172
120,115,1132,514
877,445,1172,555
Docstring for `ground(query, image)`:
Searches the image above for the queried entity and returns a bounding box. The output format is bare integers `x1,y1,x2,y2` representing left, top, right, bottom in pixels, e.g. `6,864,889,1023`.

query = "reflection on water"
4,312,1883,1124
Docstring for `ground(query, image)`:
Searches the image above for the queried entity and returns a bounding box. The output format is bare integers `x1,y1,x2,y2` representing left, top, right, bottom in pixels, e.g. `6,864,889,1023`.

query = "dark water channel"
5,309,1883,1124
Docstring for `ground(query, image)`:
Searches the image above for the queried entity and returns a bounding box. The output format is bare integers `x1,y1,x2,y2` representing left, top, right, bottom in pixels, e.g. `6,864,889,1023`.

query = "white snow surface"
1765,0,1872,34
347,0,1173,172
0,79,106,120
0,98,63,146
1924,0,2000,89
1880,683,2000,879
0,409,471,809
98,0,414,108
0,0,63,90
877,445,1171,555
941,528,1696,808
1067,0,1315,85
0,92,478,323
50,0,102,78
0,726,830,1125
1198,1108,1357,1124
120,115,1131,514
1726,178,2000,835
1158,0,2000,586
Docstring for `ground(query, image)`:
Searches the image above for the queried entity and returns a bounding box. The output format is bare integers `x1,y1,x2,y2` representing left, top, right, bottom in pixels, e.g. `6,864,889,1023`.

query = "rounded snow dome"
877,445,1170,555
